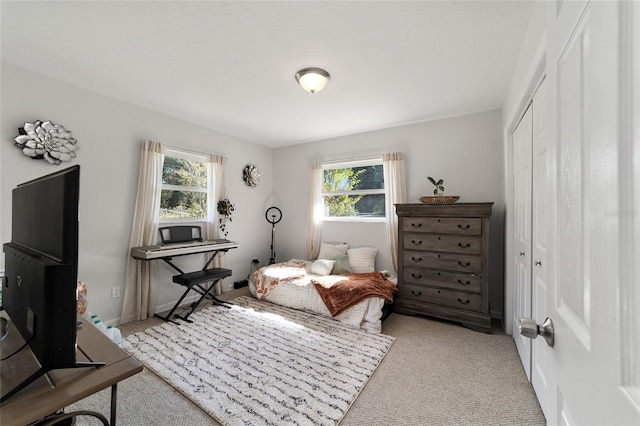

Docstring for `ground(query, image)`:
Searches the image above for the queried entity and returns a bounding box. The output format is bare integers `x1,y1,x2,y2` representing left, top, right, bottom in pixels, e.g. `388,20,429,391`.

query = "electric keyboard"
131,239,238,260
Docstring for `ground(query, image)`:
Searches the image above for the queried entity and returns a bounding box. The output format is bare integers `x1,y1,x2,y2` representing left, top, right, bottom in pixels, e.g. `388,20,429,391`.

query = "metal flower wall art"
14,120,79,165
243,164,261,187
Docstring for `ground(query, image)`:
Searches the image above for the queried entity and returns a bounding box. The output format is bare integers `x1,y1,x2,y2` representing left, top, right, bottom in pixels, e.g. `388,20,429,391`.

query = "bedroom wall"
272,109,506,319
0,65,508,324
0,62,274,325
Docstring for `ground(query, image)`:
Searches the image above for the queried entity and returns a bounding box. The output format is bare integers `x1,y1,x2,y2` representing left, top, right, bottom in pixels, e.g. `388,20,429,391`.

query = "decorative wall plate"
14,120,79,165
243,164,260,187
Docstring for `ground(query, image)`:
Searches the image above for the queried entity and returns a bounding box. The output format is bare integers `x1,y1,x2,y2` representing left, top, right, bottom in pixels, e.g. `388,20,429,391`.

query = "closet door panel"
512,104,533,379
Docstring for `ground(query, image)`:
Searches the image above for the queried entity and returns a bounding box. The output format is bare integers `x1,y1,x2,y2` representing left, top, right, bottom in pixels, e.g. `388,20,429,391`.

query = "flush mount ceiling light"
295,67,330,94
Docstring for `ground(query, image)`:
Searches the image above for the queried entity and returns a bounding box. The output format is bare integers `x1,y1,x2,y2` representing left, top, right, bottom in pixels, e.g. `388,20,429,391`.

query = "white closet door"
512,104,533,378
512,78,553,419
542,0,640,423
530,78,553,419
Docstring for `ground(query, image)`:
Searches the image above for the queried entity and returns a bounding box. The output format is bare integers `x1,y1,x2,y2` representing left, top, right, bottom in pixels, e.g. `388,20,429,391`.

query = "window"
160,149,208,221
322,158,385,220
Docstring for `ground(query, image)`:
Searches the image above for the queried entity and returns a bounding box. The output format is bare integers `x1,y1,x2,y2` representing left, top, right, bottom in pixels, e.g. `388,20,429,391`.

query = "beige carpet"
70,289,545,425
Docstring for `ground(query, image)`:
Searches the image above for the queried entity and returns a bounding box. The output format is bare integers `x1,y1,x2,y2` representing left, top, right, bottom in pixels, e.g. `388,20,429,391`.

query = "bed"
248,243,397,333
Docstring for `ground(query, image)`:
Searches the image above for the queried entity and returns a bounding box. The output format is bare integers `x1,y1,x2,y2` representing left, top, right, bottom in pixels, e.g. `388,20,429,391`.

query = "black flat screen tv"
1,165,102,402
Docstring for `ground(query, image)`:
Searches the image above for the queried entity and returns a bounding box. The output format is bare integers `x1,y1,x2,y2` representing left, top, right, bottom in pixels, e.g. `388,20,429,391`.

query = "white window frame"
159,148,209,224
321,157,386,223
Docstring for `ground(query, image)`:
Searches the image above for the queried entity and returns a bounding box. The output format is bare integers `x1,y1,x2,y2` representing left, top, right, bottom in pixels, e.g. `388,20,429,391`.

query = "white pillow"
290,258,313,273
317,241,348,260
347,247,378,273
310,259,336,276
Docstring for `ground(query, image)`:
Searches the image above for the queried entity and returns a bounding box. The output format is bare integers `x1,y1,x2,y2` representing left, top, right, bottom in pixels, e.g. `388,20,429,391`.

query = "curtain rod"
164,143,226,159
320,153,384,166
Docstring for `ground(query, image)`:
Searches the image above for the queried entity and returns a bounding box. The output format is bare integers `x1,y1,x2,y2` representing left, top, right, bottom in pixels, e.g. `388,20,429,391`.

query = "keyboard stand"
132,226,237,323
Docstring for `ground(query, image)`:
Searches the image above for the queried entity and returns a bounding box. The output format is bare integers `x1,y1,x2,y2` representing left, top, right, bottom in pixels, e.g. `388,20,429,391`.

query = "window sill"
159,218,208,225
322,217,386,224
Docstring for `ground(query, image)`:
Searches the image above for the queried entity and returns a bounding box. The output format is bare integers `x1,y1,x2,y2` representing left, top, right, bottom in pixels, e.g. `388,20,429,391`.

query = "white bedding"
248,261,396,333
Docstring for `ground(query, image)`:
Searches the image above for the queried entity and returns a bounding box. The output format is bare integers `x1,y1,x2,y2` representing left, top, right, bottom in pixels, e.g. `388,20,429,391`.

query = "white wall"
1,63,273,324
273,109,506,318
501,0,547,335
1,65,511,324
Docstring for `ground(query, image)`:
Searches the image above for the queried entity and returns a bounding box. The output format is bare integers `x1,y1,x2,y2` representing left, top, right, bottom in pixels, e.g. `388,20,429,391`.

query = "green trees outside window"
323,163,385,218
160,155,208,220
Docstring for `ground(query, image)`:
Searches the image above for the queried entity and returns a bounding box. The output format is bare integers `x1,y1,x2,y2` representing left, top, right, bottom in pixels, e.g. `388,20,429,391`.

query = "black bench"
156,267,232,323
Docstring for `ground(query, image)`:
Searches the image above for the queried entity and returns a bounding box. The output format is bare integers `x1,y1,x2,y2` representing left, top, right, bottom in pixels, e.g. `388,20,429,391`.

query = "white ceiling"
1,1,534,148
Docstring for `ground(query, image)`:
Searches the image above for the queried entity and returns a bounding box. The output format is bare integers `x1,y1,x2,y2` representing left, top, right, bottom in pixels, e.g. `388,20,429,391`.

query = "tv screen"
10,165,79,264
1,165,99,402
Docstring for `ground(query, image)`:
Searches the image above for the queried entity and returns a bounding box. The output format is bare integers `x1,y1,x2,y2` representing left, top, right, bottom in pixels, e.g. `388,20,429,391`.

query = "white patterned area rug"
123,296,395,426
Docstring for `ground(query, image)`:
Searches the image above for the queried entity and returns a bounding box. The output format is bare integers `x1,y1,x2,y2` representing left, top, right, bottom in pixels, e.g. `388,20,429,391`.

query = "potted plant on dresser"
418,177,460,205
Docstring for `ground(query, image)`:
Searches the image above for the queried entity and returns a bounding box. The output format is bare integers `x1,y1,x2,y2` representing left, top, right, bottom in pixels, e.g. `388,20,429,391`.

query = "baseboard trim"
155,294,199,314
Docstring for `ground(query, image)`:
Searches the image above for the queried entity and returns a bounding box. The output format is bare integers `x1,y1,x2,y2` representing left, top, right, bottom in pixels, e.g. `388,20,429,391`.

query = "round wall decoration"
243,164,261,187
14,120,79,165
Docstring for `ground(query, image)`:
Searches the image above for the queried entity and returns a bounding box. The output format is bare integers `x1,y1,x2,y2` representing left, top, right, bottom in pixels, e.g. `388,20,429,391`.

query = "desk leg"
111,383,118,425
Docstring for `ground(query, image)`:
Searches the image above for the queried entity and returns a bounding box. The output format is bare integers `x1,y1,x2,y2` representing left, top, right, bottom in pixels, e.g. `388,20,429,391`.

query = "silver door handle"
519,317,555,347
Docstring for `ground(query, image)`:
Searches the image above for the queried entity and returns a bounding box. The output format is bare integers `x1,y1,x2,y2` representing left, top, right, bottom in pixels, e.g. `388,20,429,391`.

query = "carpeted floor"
70,289,546,425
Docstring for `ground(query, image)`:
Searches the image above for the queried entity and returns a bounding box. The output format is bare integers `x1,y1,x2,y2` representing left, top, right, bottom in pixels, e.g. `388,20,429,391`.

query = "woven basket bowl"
418,195,460,204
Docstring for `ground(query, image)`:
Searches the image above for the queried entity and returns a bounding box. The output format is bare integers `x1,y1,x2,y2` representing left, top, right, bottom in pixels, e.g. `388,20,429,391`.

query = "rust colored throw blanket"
312,271,397,317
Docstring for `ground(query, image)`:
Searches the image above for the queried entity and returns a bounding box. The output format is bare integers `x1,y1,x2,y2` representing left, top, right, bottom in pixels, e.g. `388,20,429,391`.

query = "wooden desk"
0,315,143,426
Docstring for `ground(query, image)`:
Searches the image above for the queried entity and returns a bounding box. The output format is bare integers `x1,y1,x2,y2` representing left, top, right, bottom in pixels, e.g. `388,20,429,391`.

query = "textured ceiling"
1,1,534,147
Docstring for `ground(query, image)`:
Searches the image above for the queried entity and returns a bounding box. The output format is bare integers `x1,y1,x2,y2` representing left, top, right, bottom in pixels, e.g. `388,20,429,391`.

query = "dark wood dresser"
394,202,493,333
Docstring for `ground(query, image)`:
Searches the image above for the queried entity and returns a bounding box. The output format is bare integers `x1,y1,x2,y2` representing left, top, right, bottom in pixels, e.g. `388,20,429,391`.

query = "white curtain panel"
305,161,323,260
121,140,166,322
383,152,407,273
206,154,226,295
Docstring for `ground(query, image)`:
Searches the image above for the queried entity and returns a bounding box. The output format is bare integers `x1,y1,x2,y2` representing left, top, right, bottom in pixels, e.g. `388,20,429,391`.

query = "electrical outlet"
111,287,121,299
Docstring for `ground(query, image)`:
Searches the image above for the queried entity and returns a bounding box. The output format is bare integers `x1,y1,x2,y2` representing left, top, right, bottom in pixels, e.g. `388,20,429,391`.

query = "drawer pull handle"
411,273,422,279
457,298,471,305
411,240,423,245
458,224,471,230
457,261,471,267
411,223,422,228
411,256,423,262
458,280,471,285
458,242,471,248
411,290,423,296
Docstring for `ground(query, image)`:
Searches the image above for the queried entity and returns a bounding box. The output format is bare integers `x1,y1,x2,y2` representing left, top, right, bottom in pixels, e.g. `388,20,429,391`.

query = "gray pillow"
331,254,352,274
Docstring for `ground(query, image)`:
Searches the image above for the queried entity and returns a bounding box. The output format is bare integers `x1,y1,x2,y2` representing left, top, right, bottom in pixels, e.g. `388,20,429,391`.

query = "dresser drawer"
403,251,482,273
403,267,482,293
402,217,481,235
403,283,483,312
403,233,482,254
